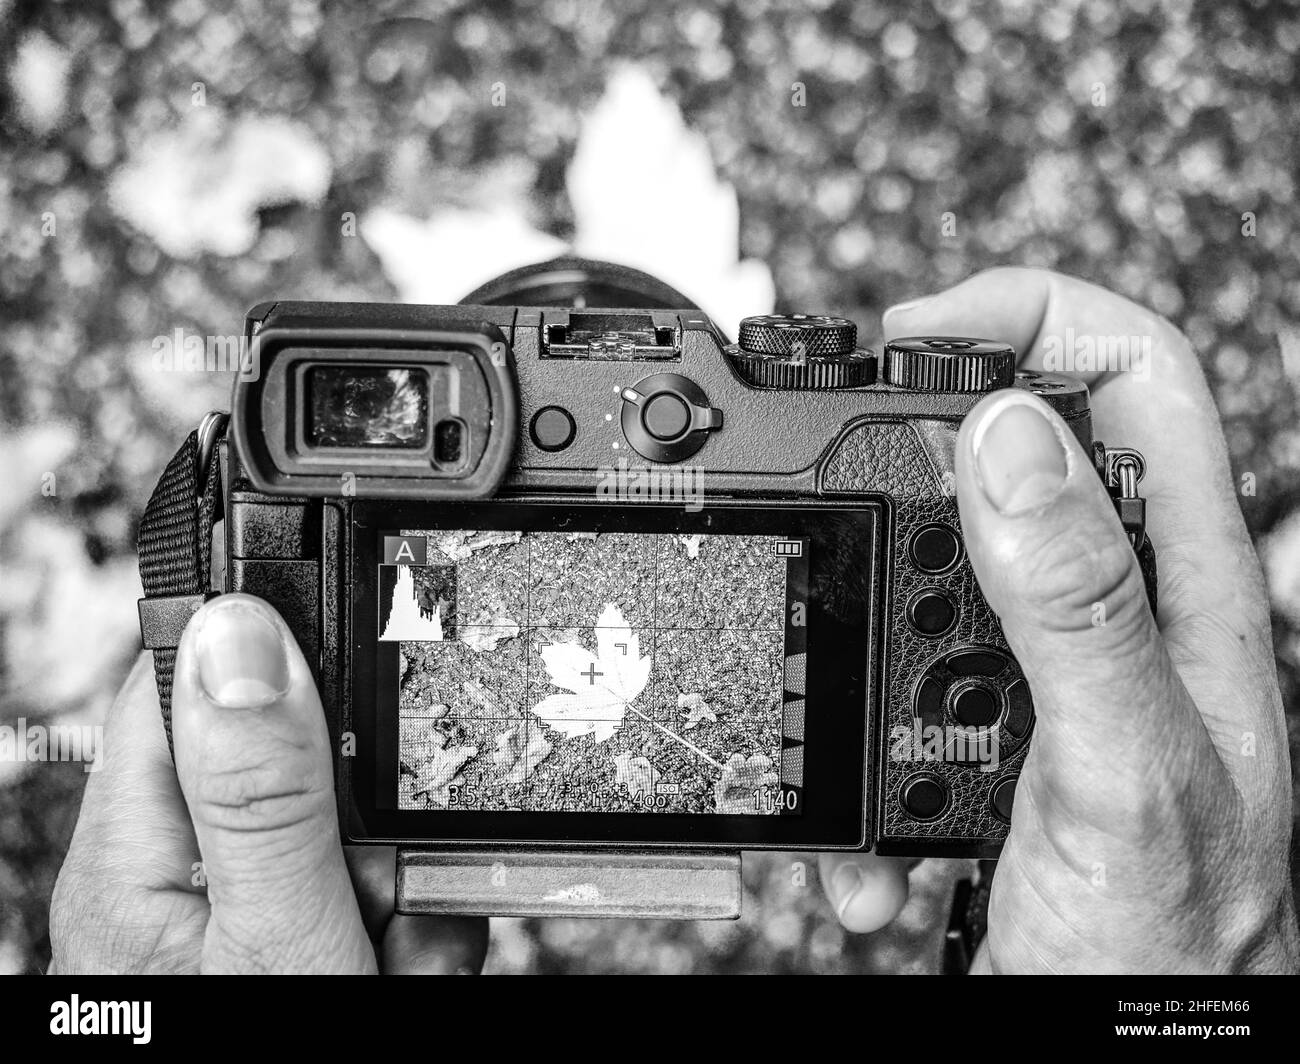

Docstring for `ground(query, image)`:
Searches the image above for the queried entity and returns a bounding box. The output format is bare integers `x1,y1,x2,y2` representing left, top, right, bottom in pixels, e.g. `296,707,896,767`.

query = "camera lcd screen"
381,528,806,816
349,501,877,850
307,366,429,448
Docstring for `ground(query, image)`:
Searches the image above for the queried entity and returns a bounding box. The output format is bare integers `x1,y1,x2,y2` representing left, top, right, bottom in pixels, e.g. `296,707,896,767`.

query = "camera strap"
136,416,226,752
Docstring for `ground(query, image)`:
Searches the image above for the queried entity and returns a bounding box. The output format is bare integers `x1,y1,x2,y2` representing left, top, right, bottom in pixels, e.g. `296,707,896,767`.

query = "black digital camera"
138,259,1153,909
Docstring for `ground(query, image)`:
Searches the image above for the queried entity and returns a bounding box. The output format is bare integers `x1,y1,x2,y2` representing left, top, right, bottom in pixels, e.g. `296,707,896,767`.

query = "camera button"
950,683,1000,728
1004,677,1034,738
530,406,577,452
909,524,961,573
900,775,949,821
990,775,1019,823
643,393,691,440
907,590,956,637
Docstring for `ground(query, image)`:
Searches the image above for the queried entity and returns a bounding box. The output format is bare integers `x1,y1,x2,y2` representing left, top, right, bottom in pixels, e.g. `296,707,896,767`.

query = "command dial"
620,373,723,463
731,314,875,389
884,336,1016,392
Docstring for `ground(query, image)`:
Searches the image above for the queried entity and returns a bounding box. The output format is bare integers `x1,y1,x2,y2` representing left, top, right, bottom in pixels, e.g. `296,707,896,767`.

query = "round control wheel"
910,646,1036,766
620,373,723,463
1015,368,1089,403
909,523,962,573
884,336,1016,392
529,406,576,452
899,774,949,822
730,314,875,389
907,589,957,637
739,314,857,357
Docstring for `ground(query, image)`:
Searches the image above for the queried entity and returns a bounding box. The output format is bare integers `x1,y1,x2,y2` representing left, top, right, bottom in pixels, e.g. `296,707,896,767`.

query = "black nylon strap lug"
137,421,225,752
138,593,214,649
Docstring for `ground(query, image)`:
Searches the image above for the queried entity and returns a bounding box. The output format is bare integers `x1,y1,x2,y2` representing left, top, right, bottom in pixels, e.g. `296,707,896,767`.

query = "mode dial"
731,314,875,389
883,337,1016,392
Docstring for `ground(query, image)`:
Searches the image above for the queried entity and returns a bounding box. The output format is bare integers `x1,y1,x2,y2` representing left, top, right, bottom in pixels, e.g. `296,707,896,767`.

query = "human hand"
50,593,488,974
820,267,1299,973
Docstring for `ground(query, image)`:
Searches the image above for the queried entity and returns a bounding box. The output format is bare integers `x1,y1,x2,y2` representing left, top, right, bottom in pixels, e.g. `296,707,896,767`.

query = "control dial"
731,314,875,389
883,336,1016,392
620,373,723,463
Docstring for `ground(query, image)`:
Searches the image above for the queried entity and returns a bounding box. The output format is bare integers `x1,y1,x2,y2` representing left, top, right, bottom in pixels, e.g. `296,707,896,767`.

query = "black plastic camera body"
140,264,1151,868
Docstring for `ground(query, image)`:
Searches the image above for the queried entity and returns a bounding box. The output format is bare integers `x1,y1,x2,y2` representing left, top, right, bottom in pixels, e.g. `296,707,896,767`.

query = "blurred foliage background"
2,0,1298,974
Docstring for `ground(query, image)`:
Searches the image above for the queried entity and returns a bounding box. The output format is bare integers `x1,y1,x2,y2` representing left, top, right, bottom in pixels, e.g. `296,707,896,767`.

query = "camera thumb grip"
171,594,376,974
955,391,1192,774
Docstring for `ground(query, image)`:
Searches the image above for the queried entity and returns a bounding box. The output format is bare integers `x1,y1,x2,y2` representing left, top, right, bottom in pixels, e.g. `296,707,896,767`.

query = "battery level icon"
773,540,803,558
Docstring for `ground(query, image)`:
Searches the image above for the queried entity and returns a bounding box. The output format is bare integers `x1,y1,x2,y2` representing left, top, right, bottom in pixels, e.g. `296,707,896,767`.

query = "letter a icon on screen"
383,535,428,565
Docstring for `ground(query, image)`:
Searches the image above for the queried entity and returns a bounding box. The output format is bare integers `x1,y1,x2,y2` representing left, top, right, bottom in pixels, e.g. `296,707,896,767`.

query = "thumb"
954,390,1209,810
817,852,911,933
172,594,375,973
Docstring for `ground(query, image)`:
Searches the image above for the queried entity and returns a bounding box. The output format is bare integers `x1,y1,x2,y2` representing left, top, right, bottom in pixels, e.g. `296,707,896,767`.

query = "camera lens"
307,366,429,448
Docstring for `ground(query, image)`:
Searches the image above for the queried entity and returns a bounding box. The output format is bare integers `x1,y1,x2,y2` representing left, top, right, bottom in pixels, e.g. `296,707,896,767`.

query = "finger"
954,390,1232,818
883,276,1050,366
381,916,490,975
818,852,910,933
883,267,1165,386
50,652,207,974
345,846,400,944
886,269,1282,753
884,270,1251,609
60,652,198,892
172,594,375,974
343,846,489,972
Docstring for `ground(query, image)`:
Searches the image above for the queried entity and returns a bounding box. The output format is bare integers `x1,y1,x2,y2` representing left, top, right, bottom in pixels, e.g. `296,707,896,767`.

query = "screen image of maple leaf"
516,612,783,814
518,532,787,814
396,529,787,814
